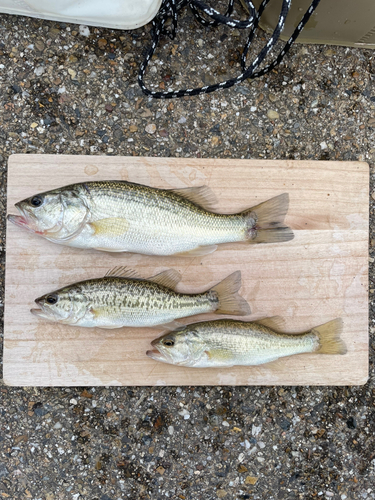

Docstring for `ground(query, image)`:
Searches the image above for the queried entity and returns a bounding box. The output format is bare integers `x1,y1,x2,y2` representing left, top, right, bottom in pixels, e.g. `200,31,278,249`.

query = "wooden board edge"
7,154,371,171
3,350,369,387
3,379,369,387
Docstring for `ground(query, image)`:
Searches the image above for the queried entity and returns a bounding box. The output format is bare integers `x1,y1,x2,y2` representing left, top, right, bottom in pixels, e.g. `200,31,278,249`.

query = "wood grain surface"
4,155,369,386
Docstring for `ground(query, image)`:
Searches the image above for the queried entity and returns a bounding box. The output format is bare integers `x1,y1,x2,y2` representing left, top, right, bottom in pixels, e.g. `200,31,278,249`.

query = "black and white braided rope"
189,0,236,28
138,0,321,99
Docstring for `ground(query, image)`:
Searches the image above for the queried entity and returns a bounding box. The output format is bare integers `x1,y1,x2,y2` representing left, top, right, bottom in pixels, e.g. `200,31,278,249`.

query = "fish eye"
30,195,43,207
45,294,58,305
162,339,175,347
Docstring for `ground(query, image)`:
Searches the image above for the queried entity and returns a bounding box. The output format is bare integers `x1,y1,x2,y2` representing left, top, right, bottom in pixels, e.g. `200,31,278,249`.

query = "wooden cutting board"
4,155,369,386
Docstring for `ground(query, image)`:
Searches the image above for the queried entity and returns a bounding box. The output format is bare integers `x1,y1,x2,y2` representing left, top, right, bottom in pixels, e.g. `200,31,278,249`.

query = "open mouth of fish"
146,347,167,362
30,306,51,320
30,308,48,319
7,213,37,232
30,297,52,320
146,345,190,366
146,339,171,363
7,206,41,234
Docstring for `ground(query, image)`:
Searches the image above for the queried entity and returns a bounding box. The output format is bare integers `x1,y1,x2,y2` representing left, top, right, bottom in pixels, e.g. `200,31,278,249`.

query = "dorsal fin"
169,185,217,211
104,266,140,279
255,316,286,333
148,269,181,290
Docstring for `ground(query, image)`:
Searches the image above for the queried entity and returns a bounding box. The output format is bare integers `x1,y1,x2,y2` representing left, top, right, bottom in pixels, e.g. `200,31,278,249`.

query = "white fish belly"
75,311,180,328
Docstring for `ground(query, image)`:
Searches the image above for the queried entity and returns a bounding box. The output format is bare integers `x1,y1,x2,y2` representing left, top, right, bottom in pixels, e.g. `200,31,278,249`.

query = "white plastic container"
0,0,162,29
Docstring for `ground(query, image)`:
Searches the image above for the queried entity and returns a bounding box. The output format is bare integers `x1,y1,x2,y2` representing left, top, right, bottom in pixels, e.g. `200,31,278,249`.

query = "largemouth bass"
31,268,250,329
8,180,293,256
147,317,347,367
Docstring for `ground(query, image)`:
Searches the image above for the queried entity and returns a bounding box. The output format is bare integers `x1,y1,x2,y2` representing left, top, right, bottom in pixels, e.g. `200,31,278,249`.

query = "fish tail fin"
312,318,347,355
242,193,294,244
210,271,251,316
249,227,295,244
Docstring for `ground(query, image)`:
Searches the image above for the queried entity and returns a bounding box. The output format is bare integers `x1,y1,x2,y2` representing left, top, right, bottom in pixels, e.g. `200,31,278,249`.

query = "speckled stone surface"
0,5,374,500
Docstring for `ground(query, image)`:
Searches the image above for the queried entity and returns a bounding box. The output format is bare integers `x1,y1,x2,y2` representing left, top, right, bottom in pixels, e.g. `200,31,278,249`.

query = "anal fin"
93,247,128,253
151,320,183,331
98,325,123,330
175,244,218,257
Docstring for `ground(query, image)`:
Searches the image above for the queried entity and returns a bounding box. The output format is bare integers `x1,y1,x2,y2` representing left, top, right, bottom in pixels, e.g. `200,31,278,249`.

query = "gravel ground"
0,4,374,499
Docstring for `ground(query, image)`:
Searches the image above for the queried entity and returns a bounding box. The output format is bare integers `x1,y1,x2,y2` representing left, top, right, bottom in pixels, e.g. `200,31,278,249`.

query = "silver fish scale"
66,277,217,328
75,182,247,254
188,320,319,367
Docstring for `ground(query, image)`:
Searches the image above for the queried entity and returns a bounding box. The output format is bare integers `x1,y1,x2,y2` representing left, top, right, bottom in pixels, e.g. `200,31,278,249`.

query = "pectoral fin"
90,217,129,237
89,307,104,320
90,307,123,328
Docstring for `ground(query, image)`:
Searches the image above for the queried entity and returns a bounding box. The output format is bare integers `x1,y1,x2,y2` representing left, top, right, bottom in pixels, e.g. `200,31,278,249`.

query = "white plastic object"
0,0,163,29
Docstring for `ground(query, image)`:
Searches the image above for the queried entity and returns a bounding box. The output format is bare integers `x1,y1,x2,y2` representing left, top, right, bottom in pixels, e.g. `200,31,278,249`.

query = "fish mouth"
30,297,54,321
30,308,52,320
146,342,172,364
7,213,37,233
146,349,167,362
7,205,42,234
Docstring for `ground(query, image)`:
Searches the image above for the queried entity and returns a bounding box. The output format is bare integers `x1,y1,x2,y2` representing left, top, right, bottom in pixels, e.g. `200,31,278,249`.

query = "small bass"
8,180,293,256
31,268,250,329
147,317,347,367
